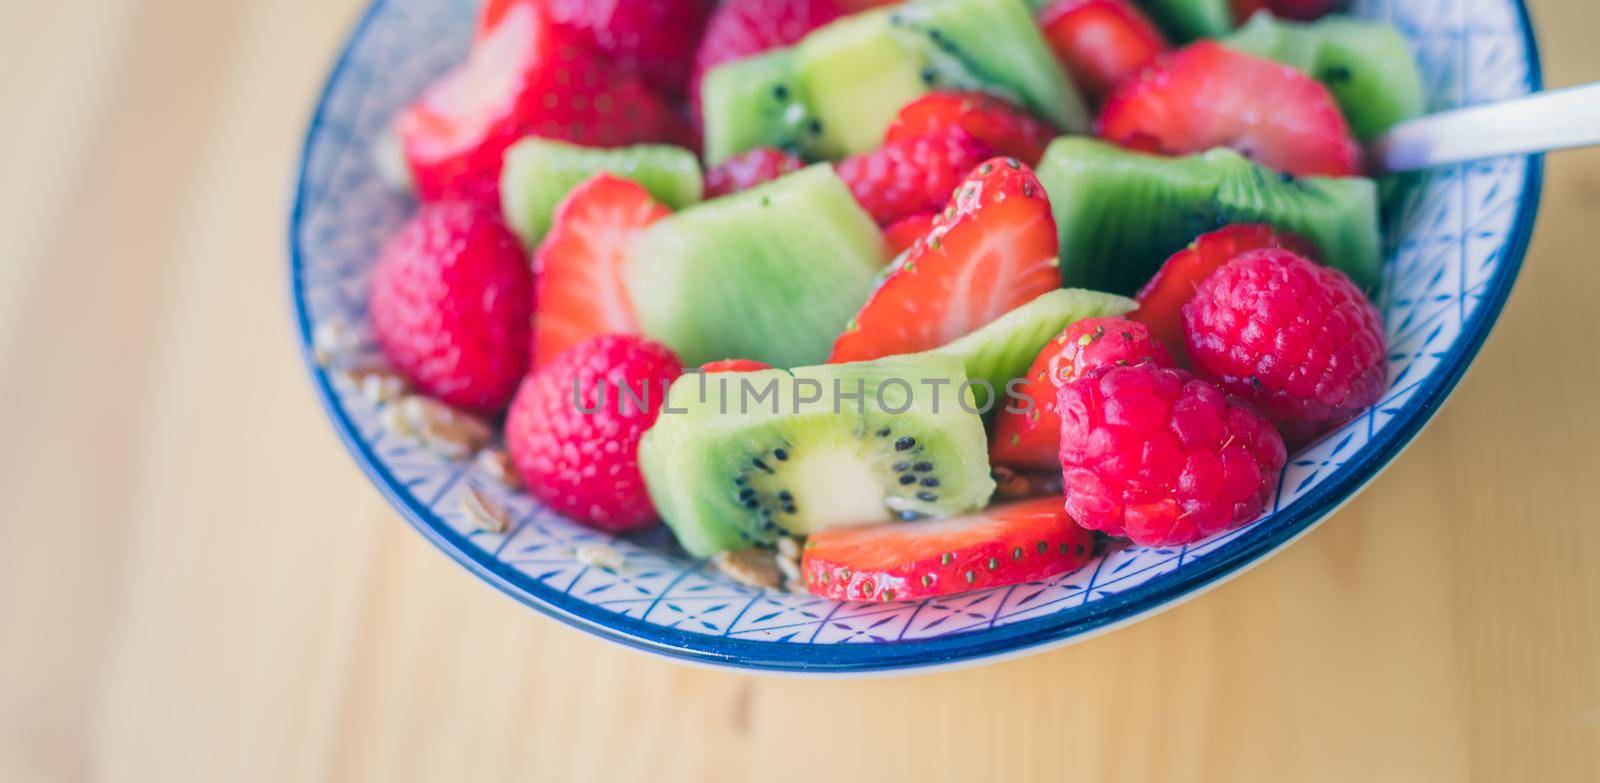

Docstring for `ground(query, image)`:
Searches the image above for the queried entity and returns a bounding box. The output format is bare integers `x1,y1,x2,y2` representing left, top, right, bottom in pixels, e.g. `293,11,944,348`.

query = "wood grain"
1,1,1596,780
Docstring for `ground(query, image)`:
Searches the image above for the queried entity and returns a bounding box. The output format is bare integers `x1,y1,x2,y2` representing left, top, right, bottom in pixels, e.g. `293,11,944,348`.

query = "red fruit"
1183,249,1386,445
532,174,672,367
801,498,1097,601
544,0,715,95
1058,363,1287,546
505,334,683,531
1097,42,1362,177
1231,0,1346,22
884,91,1058,166
690,0,845,116
369,201,532,413
700,358,774,373
991,317,1171,469
703,147,805,198
836,128,993,226
883,213,936,257
398,2,693,205
1040,0,1168,98
1130,224,1317,362
829,158,1060,363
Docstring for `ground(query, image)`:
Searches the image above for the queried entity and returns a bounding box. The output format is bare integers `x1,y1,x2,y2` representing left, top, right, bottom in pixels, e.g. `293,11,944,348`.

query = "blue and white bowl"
290,0,1542,674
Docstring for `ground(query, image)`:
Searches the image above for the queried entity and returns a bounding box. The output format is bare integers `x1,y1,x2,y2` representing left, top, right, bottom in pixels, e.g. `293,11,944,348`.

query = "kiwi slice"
640,354,996,556
1036,137,1381,294
1222,13,1425,139
887,0,1087,132
499,139,703,247
701,48,824,166
932,288,1137,410
1135,0,1234,42
627,165,886,369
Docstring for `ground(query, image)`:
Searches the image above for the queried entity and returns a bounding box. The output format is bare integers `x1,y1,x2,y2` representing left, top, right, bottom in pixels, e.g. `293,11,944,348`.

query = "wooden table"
2,1,1597,780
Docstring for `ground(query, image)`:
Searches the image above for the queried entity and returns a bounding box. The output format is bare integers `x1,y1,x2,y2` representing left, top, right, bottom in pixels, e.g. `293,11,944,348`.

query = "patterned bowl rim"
288,0,1545,675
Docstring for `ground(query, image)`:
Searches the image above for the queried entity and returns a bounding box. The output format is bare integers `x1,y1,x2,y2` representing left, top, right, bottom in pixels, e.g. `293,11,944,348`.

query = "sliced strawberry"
883,213,936,257
690,0,846,119
884,91,1058,166
829,158,1060,363
399,1,694,206
989,316,1171,469
704,147,805,198
1039,0,1168,99
532,174,673,366
801,498,1097,601
700,358,774,373
1129,224,1317,361
836,128,994,227
1097,42,1362,177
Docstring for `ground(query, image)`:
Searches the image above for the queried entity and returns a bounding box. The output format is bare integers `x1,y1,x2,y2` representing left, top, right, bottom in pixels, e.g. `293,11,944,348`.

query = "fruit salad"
355,0,1419,600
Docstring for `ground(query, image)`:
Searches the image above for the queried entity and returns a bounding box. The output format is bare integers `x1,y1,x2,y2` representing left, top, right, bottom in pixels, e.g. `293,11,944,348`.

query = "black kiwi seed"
738,488,755,500
782,503,798,515
899,475,918,485
773,448,788,461
920,67,937,85
894,436,916,451
777,490,793,502
1320,65,1352,84
807,119,823,136
916,491,938,502
752,458,774,473
772,85,789,100
912,461,933,472
920,477,939,488
892,461,910,472
877,427,892,438
742,498,759,509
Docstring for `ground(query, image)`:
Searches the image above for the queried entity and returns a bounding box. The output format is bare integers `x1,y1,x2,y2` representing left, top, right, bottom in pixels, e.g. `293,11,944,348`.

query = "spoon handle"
1369,82,1600,173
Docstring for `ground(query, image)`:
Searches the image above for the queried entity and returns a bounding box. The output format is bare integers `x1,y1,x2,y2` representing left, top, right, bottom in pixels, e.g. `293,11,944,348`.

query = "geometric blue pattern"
289,0,1543,673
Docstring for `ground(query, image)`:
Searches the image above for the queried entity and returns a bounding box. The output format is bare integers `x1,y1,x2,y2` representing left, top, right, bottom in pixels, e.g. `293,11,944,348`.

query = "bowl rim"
288,0,1545,675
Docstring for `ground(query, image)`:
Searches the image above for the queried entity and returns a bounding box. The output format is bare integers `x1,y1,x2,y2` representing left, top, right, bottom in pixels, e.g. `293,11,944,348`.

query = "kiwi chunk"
1222,13,1425,139
1134,0,1234,42
499,139,703,247
888,0,1087,132
932,288,1136,410
627,165,886,369
641,354,996,556
701,48,823,166
1036,138,1381,294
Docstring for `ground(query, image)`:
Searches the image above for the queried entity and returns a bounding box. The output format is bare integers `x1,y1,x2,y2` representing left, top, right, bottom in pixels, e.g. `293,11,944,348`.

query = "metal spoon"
1369,82,1600,173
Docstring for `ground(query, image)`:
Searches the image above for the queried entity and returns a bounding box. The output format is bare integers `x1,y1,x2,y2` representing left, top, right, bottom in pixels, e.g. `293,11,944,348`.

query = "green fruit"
640,354,996,556
700,48,822,166
1135,0,1234,41
701,0,1084,162
627,165,886,368
499,139,703,247
1036,137,1381,293
932,288,1136,410
1222,13,1425,139
888,0,1087,132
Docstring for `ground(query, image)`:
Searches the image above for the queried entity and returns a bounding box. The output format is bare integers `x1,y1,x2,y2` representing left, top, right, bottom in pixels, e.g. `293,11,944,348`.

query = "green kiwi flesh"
1134,0,1234,42
699,48,824,166
499,139,703,247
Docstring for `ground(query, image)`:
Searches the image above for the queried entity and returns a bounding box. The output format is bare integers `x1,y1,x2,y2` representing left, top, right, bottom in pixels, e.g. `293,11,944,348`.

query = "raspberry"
369,201,531,413
505,334,683,531
835,128,993,226
1057,363,1286,546
703,147,805,198
1182,249,1386,445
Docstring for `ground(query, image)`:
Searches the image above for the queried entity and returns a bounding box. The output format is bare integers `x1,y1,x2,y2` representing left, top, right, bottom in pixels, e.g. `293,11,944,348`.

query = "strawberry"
1039,0,1168,99
835,128,994,227
1230,0,1346,22
1130,224,1317,362
369,201,532,413
801,498,1098,601
884,91,1058,166
700,358,774,373
532,174,673,366
883,213,936,257
829,157,1060,363
703,147,805,198
506,334,683,531
542,0,716,96
1097,42,1362,177
990,316,1171,469
398,1,693,206
690,0,846,117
